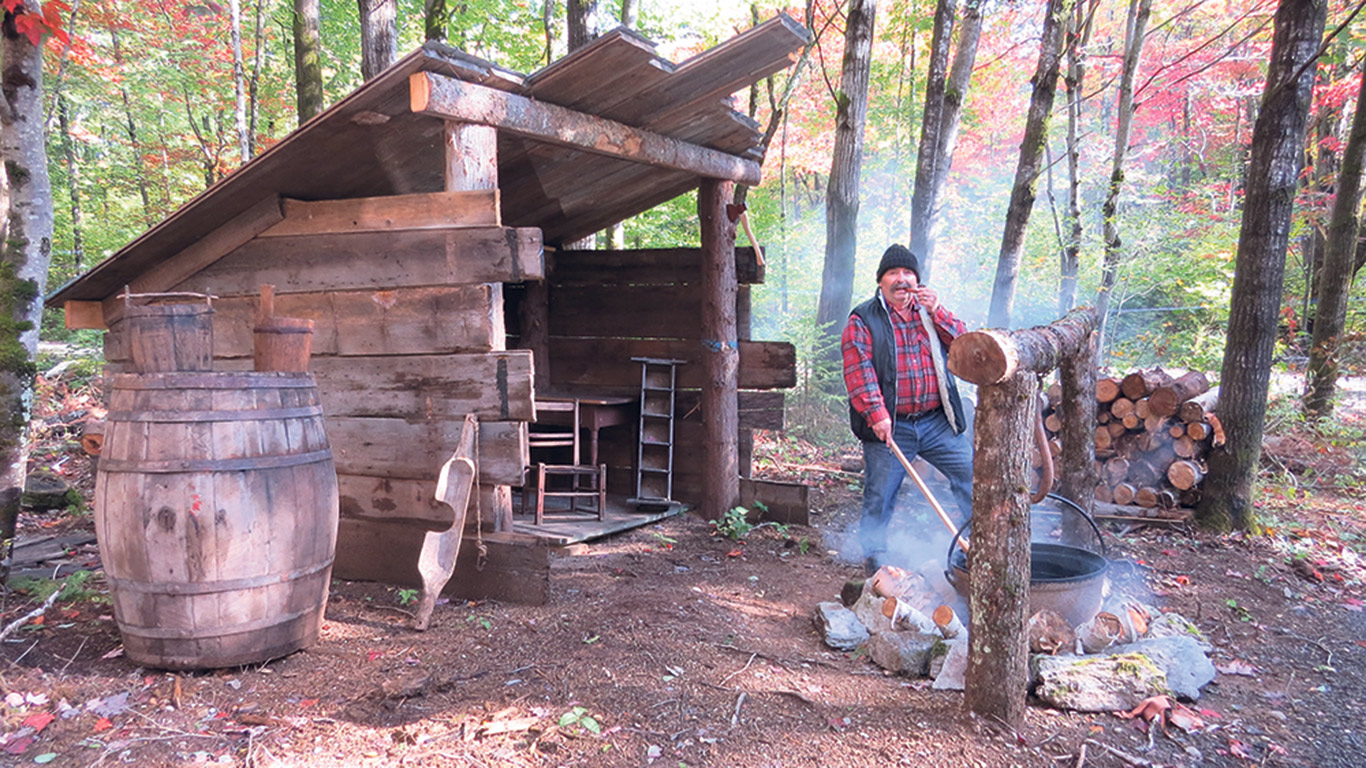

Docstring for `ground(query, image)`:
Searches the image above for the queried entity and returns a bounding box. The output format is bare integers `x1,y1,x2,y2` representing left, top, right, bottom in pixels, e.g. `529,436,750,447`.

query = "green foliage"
9,569,108,604
713,501,787,541
556,705,601,735
396,588,419,606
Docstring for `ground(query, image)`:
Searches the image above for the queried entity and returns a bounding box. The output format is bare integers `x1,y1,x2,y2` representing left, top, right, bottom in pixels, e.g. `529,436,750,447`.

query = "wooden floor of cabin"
509,493,685,546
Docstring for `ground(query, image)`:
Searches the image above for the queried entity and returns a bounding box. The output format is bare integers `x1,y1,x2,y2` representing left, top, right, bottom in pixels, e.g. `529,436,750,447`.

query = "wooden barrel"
124,294,215,373
254,317,315,372
94,372,338,670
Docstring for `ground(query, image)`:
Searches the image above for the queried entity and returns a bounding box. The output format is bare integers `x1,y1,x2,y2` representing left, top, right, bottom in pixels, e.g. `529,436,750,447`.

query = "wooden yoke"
946,305,1098,729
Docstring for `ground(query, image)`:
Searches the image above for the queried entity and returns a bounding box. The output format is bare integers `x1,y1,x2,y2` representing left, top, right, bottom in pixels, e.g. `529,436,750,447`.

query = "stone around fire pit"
931,638,968,690
867,631,938,676
1032,652,1170,711
1146,612,1213,650
814,601,869,651
1108,636,1216,700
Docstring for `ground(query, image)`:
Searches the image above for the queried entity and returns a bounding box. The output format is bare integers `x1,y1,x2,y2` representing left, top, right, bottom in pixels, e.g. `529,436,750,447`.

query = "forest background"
11,0,1366,519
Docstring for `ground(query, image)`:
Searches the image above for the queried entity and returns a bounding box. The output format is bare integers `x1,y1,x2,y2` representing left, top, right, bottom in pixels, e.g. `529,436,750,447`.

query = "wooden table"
535,393,638,466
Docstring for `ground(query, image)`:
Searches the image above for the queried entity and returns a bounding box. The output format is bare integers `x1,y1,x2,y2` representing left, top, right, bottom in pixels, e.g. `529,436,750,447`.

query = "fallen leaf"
33,753,58,764
726,550,743,558
1228,737,1254,759
22,712,56,733
93,718,112,732
3,735,34,755
1167,703,1205,732
367,650,382,662
1175,575,1191,585
298,699,318,709
1216,659,1260,676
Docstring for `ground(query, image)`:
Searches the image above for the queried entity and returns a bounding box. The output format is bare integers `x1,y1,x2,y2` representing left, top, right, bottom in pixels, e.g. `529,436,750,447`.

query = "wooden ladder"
630,357,685,510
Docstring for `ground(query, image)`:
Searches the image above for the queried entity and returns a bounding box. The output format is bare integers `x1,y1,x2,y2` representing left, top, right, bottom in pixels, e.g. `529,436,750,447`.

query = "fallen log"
1096,377,1121,403
1027,609,1075,654
1167,459,1204,491
1177,386,1220,424
1120,368,1173,400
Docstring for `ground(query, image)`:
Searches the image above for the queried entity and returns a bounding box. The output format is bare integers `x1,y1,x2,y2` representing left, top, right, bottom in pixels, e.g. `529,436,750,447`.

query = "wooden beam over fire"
409,72,763,186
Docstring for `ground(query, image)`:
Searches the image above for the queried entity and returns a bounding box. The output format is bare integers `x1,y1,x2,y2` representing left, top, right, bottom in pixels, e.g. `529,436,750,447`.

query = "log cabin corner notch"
46,15,809,603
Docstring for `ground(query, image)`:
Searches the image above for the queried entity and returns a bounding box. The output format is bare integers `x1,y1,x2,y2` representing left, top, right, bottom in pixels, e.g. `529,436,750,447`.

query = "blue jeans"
859,410,974,563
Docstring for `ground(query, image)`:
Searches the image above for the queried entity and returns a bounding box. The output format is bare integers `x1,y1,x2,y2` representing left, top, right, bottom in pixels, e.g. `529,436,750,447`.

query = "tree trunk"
815,0,877,369
425,0,446,40
1199,0,1325,532
1094,0,1152,347
247,0,267,153
567,0,599,51
358,0,398,81
620,0,636,27
908,0,956,277
699,179,739,521
1,8,56,581
542,0,554,65
1060,0,1098,313
229,0,249,162
1305,62,1366,417
963,371,1035,729
56,95,84,269
986,0,1067,328
110,28,152,223
294,0,324,121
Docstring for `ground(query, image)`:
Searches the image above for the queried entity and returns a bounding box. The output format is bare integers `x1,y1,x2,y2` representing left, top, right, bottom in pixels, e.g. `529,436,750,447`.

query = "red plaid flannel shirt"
842,297,966,430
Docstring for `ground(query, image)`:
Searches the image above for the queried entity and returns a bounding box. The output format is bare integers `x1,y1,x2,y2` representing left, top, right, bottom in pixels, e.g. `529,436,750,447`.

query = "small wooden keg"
94,371,338,669
122,291,215,373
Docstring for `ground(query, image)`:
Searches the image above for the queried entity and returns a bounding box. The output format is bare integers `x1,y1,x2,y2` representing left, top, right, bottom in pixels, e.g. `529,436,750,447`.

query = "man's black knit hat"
876,244,920,281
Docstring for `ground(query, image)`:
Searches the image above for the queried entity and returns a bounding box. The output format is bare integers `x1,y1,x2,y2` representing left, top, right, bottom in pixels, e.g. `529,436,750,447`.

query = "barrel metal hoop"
98,449,334,474
105,405,323,423
117,606,320,640
106,558,334,596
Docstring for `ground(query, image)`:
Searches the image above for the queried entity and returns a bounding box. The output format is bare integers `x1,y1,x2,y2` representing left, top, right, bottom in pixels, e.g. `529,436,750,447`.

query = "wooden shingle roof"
49,15,808,305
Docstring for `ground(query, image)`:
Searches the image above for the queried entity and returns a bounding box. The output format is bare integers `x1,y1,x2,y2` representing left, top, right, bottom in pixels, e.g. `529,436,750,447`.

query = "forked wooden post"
946,306,1098,728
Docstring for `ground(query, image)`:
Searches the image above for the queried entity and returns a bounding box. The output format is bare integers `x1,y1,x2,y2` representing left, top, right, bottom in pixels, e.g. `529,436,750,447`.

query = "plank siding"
550,338,795,391
329,417,527,485
172,227,542,297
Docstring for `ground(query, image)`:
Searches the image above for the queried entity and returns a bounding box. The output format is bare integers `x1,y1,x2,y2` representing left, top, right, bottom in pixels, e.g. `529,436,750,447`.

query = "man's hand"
915,286,940,314
872,418,893,444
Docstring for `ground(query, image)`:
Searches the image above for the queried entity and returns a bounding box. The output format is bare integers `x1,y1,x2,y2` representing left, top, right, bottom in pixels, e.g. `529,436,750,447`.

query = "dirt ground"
3,390,1366,767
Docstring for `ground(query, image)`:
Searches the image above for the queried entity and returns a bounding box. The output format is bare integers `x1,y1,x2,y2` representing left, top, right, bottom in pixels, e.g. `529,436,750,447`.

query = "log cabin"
47,17,809,604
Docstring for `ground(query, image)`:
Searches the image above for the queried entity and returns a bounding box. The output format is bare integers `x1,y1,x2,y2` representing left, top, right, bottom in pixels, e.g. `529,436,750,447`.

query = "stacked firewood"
1035,368,1222,520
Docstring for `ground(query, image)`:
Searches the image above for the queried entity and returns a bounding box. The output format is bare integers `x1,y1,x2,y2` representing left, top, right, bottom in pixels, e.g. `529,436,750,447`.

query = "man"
842,244,973,575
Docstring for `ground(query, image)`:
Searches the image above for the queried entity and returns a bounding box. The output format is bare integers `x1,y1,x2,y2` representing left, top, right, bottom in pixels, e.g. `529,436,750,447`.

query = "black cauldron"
945,494,1109,626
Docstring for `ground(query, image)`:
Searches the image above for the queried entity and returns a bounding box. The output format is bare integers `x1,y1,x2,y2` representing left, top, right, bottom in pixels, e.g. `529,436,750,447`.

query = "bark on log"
1096,377,1121,403
964,372,1036,731
1178,386,1220,423
1148,370,1211,417
699,180,740,520
947,307,1098,384
1186,421,1211,441
1120,368,1173,400
1167,459,1204,490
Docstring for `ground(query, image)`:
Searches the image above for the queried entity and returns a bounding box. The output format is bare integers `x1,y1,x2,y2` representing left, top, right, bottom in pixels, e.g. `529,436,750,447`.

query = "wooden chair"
523,398,607,524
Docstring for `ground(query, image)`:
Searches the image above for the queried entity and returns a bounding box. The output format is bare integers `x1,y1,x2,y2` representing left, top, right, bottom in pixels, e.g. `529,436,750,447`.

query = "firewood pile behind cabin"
1036,368,1220,522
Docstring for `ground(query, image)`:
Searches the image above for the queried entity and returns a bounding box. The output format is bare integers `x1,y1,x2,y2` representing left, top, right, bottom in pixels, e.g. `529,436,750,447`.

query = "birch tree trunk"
294,0,324,120
1305,62,1366,418
247,0,267,153
1060,0,1097,313
1,7,56,580
815,0,877,366
986,0,1067,328
230,0,250,163
1094,0,1151,347
358,0,398,81
1199,0,1326,532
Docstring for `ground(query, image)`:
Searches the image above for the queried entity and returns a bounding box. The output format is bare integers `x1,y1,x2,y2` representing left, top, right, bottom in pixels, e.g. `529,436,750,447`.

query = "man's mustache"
892,282,917,291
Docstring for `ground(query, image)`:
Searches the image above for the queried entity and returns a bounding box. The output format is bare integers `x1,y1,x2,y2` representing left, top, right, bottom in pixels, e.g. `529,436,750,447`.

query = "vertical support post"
1057,330,1099,543
445,120,514,529
964,371,1036,729
698,179,739,520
